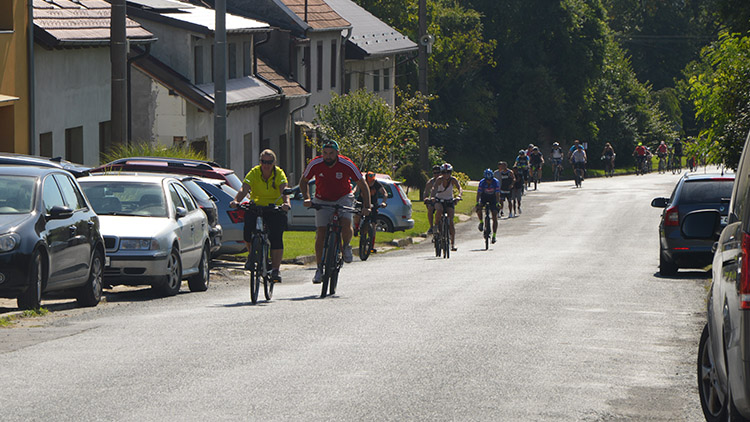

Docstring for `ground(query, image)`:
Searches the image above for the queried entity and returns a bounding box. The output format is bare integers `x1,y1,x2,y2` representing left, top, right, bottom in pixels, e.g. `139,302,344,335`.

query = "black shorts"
573,162,586,170
479,195,499,211
243,208,287,250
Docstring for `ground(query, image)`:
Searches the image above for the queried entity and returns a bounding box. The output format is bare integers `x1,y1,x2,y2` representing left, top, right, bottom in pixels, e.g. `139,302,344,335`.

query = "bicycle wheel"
434,219,442,257
359,220,373,261
442,217,451,259
484,212,490,250
321,230,338,298
262,240,273,301
329,246,341,296
249,236,262,304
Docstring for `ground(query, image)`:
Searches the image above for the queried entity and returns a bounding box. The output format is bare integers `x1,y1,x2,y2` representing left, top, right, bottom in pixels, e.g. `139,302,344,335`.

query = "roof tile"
279,0,349,30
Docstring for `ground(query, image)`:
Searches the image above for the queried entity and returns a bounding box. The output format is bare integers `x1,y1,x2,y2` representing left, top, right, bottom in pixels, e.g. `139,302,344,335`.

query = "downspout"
340,28,352,95
127,43,151,142
304,0,308,22
27,0,35,155
289,96,309,181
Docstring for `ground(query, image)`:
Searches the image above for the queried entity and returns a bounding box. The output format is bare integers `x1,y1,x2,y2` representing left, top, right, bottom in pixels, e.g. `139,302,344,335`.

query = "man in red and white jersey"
300,139,370,283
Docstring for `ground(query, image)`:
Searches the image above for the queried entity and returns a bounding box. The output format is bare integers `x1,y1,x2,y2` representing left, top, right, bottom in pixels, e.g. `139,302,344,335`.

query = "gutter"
28,0,35,155
289,95,310,181
127,43,152,141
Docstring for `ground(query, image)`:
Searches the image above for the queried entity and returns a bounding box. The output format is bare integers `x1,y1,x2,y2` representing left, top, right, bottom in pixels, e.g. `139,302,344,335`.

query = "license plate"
721,216,729,225
105,256,111,267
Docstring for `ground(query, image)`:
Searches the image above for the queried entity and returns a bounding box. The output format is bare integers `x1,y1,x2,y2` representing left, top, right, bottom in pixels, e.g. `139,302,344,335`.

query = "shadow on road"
218,301,270,307
652,270,711,280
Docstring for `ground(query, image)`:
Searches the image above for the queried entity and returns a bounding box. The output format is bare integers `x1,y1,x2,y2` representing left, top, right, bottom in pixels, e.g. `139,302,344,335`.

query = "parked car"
192,178,247,257
0,152,91,177
683,132,750,421
287,177,415,232
178,176,223,256
77,174,210,296
90,156,243,191
0,165,105,309
651,172,735,275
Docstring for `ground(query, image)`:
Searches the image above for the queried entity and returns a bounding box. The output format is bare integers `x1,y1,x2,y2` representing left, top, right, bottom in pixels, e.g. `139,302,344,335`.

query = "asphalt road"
0,171,711,421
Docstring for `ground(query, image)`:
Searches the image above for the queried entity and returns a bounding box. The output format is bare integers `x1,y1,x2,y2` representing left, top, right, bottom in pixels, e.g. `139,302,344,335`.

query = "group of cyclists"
632,138,693,174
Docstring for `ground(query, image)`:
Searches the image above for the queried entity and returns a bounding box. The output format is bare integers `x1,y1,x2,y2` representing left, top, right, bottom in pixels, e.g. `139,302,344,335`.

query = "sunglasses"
260,159,274,165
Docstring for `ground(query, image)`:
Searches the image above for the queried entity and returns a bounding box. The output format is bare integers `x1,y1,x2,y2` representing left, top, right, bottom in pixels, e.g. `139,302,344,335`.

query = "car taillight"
664,206,679,227
741,233,750,309
395,184,409,206
227,209,245,224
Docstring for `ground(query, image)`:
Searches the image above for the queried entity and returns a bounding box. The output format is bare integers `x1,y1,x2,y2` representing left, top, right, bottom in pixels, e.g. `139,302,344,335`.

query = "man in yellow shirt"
230,149,291,282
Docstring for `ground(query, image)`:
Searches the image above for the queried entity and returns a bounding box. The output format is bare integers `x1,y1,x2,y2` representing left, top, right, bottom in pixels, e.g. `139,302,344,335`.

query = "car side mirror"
48,205,74,220
175,207,187,219
651,197,669,208
681,209,722,240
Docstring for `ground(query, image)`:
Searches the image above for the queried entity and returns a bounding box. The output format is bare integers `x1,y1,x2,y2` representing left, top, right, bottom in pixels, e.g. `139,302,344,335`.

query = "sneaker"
343,245,353,263
244,259,252,271
427,227,433,235
492,234,497,244
518,206,522,214
500,211,504,217
271,269,281,283
509,212,514,218
353,228,359,237
370,248,378,254
478,222,484,232
451,246,458,251
312,267,322,284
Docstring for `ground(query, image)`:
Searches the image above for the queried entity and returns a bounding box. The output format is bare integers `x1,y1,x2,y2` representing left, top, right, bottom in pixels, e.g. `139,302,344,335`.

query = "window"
99,121,111,160
228,43,237,79
168,185,182,213
54,174,86,210
175,184,196,211
40,132,53,157
243,42,252,76
303,46,311,90
384,68,391,90
42,176,65,213
317,41,323,91
191,139,207,156
194,45,204,84
373,70,380,92
65,126,83,164
243,132,253,171
330,40,337,88
0,0,12,31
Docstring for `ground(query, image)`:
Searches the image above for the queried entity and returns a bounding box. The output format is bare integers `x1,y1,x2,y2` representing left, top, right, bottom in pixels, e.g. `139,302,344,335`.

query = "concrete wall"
34,46,110,166
294,30,342,123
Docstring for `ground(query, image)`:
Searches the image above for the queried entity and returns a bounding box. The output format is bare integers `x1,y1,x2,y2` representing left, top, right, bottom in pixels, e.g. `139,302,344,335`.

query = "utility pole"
111,0,127,146
418,0,429,172
213,0,227,167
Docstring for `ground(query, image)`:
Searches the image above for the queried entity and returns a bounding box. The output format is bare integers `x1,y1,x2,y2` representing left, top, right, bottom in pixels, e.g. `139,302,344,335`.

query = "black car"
0,153,91,177
0,165,106,309
651,172,734,275
683,131,750,421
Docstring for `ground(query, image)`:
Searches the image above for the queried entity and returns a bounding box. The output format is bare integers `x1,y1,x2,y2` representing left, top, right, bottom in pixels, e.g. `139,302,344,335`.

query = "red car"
91,157,243,192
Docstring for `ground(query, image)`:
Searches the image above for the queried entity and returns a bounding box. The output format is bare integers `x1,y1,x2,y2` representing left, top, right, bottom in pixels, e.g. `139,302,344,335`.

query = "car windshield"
680,179,734,205
225,173,243,191
81,181,168,217
0,176,36,214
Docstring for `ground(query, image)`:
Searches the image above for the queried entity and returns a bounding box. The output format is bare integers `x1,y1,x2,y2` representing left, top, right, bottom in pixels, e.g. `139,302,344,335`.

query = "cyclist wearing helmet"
493,161,514,217
423,165,442,234
475,168,501,243
529,146,544,186
633,142,647,175
300,139,370,284
514,150,530,188
353,172,387,252
430,163,462,251
510,166,524,216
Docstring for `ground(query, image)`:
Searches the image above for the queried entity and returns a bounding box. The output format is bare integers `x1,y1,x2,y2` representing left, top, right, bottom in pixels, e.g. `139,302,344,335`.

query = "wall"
0,0,30,154
344,56,396,107
34,46,110,165
294,30,341,123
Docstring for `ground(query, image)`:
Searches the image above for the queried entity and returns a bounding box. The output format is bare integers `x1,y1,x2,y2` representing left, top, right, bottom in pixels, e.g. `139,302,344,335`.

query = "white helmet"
441,163,453,172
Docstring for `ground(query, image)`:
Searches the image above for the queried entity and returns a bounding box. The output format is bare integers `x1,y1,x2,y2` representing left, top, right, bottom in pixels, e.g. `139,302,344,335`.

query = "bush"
395,162,428,191
100,141,207,165
452,171,470,190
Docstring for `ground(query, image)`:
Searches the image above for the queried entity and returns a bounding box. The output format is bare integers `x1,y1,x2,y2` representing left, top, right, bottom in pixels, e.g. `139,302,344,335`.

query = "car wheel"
698,324,730,422
17,250,44,310
77,249,103,307
188,245,210,292
659,251,678,276
155,247,182,296
375,216,393,233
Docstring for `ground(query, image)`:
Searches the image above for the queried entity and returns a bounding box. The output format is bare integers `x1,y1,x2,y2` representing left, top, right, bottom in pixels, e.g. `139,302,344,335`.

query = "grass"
0,307,49,328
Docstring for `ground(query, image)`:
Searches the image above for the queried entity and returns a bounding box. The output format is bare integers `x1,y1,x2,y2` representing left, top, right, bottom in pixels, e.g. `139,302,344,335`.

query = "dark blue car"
0,165,105,309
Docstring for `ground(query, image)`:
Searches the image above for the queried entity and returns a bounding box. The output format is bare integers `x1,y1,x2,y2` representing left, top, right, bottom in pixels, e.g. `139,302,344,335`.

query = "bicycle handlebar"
309,203,359,213
237,202,287,213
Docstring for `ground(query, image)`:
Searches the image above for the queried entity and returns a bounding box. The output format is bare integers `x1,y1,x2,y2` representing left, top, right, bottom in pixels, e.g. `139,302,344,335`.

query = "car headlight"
0,233,20,252
120,238,159,250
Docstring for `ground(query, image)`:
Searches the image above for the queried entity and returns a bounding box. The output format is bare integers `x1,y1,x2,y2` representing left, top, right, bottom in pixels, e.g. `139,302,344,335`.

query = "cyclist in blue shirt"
475,168,501,243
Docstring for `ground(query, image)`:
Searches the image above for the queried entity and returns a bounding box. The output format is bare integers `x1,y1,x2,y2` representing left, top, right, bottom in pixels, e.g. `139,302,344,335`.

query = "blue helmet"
483,168,494,179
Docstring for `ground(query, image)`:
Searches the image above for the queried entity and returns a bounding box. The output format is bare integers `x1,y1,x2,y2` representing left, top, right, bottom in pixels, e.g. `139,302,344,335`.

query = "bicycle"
657,154,668,173
530,165,540,190
670,154,681,174
602,155,615,177
573,163,584,188
355,202,379,261
238,202,286,304
310,203,358,298
552,159,563,181
433,198,459,258
478,202,492,250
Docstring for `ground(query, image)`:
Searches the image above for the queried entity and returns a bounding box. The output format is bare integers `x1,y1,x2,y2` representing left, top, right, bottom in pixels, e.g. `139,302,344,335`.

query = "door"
54,173,93,285
174,183,204,268
168,184,199,269
41,175,78,286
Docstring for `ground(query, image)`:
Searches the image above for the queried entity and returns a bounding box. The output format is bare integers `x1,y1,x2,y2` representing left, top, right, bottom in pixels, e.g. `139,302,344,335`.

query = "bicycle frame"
312,203,357,298
240,203,283,304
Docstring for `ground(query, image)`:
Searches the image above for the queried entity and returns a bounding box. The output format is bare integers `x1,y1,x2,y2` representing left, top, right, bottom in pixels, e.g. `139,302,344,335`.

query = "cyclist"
529,146,544,186
423,165,442,235
632,142,647,175
510,166,524,216
475,168,501,243
430,163,462,251
299,139,370,284
656,141,669,172
570,144,587,185
514,150,530,188
568,139,582,157
672,138,683,170
550,142,564,178
601,142,616,176
493,161,515,217
230,149,291,283
353,171,387,253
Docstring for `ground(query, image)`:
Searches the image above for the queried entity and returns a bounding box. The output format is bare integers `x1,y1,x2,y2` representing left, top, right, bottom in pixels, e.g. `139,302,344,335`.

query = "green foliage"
394,161,428,191
452,170,469,190
682,31,750,169
313,88,437,175
100,141,207,165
